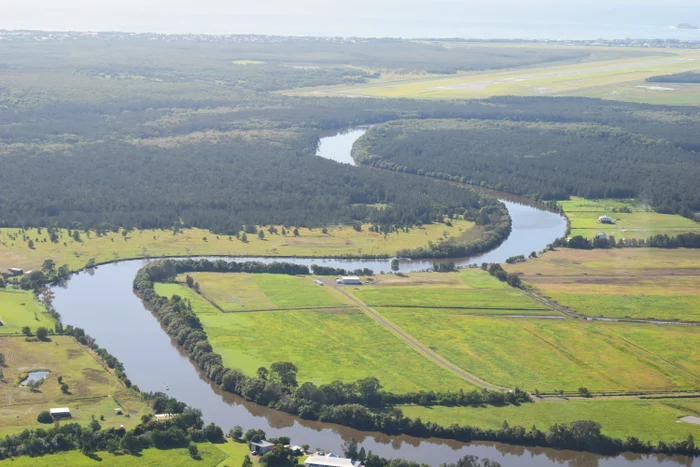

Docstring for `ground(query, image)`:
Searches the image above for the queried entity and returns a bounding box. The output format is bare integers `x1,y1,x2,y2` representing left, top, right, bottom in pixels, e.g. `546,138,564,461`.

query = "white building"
49,407,71,418
598,215,613,224
305,453,362,467
340,276,361,285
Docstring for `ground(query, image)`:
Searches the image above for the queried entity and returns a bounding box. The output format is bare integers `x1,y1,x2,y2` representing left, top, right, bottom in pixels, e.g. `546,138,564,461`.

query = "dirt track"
325,279,509,391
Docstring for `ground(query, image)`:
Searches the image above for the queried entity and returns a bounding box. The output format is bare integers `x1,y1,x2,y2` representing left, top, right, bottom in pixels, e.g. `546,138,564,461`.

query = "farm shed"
598,215,613,224
340,276,361,285
49,407,71,418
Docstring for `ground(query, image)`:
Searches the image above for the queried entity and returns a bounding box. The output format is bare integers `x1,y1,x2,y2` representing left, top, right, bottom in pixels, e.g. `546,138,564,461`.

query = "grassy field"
350,269,551,312
504,249,700,321
0,289,55,335
0,443,231,466
0,220,474,271
559,197,700,240
285,47,700,105
0,336,150,437
183,273,349,311
366,312,700,392
155,283,474,393
399,397,700,443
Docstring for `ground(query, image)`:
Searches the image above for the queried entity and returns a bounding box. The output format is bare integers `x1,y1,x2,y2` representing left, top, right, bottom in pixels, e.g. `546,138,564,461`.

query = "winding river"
50,128,695,466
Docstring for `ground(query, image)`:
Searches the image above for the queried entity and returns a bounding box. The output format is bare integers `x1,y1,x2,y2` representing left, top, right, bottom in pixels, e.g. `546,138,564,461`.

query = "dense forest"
0,131,493,233
2,35,700,233
353,119,700,217
647,71,700,83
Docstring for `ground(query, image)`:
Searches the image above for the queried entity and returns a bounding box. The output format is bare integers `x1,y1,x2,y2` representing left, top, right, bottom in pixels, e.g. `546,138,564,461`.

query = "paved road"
326,279,509,391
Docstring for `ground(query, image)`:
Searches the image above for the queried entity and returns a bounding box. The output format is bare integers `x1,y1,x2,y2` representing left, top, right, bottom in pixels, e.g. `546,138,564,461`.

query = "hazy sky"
2,0,699,38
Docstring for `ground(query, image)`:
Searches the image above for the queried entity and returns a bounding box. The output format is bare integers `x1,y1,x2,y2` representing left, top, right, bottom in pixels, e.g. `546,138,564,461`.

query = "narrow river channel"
50,128,695,466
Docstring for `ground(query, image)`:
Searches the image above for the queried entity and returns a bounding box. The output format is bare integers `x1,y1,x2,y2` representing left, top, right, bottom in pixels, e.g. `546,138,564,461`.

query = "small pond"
20,370,49,386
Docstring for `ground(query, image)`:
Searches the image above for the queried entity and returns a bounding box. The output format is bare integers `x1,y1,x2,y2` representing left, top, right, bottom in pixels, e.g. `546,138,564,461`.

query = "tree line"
131,260,700,457
555,232,700,250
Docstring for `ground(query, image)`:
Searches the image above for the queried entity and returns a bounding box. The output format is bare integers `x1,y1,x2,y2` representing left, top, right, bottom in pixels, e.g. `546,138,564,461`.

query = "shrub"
37,411,53,423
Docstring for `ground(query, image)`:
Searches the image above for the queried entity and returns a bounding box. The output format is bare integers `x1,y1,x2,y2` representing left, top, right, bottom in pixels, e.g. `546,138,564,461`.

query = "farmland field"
285,47,700,105
0,443,231,466
0,289,55,335
0,219,474,271
504,249,700,321
181,272,349,311
559,197,700,240
154,283,474,392
366,312,700,392
399,397,700,443
0,336,149,437
350,269,550,311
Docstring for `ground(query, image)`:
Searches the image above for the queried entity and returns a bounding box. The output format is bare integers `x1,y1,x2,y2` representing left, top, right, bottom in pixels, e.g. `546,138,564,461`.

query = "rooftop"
251,440,275,447
305,455,358,467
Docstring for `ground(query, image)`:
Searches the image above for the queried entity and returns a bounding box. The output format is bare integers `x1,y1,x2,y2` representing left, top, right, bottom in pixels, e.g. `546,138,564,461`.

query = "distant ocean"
2,7,699,40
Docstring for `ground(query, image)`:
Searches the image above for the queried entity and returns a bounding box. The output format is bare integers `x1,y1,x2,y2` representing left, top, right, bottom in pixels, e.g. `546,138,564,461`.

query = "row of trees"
132,260,699,456
555,232,700,250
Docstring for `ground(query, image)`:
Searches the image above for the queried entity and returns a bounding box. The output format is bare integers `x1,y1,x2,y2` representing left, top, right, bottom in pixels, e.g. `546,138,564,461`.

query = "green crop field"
0,443,232,466
155,283,473,392
350,269,548,311
366,312,700,392
285,47,700,105
184,272,349,311
504,249,700,321
399,397,700,443
0,220,474,272
559,197,700,240
0,289,55,335
0,336,149,437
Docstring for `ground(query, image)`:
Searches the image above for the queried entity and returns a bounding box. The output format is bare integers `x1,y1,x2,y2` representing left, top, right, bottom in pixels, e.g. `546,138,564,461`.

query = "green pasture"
458,269,511,289
0,289,55,335
560,198,700,239
0,220,474,272
366,312,700,392
351,286,547,310
399,397,700,443
183,272,347,311
0,336,149,436
546,292,700,321
504,249,700,321
155,283,473,393
602,323,700,377
0,443,231,466
505,248,700,276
